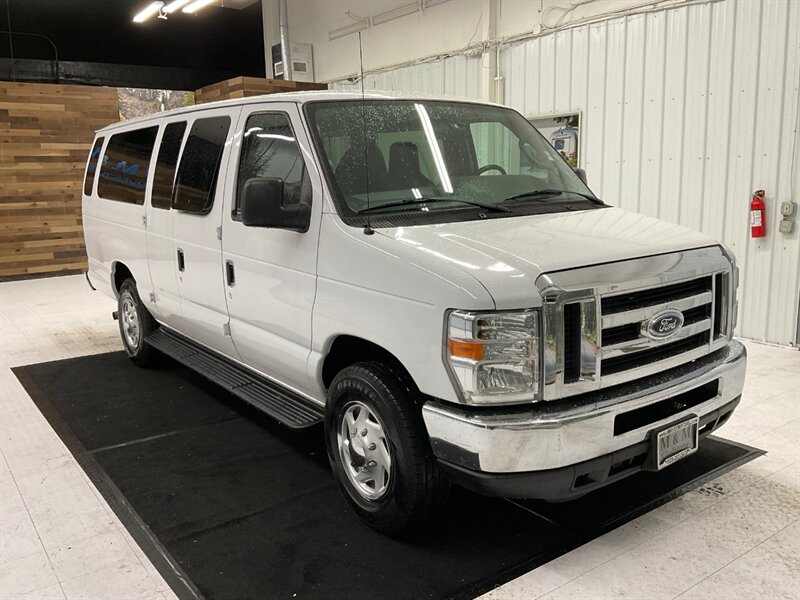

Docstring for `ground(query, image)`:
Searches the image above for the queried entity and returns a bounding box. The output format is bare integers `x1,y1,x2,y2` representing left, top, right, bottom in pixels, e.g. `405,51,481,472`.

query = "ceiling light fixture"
183,0,218,13
162,0,193,14
133,1,165,23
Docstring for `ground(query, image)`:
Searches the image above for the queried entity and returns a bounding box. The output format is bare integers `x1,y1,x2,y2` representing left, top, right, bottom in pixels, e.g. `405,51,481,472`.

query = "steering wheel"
477,164,507,175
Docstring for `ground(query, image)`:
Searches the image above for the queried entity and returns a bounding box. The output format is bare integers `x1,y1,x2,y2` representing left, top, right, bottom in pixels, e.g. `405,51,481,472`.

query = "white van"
82,92,746,534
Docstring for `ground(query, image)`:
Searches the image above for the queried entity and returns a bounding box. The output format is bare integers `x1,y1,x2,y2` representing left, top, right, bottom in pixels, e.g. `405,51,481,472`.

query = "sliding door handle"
177,248,185,272
225,260,235,287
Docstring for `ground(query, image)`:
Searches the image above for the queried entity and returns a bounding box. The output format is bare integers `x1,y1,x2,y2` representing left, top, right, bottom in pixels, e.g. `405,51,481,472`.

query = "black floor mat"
13,352,762,600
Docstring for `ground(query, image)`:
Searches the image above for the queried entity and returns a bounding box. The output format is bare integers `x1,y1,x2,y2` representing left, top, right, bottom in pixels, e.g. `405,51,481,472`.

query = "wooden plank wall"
0,82,119,280
195,76,326,104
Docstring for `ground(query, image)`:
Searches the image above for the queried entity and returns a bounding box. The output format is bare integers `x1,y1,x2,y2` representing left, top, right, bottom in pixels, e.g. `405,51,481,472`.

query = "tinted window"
83,137,105,196
173,116,231,214
98,127,158,205
235,113,310,218
151,121,187,210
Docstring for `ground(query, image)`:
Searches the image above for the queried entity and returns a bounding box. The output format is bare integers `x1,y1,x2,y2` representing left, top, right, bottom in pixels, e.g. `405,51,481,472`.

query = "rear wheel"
117,279,158,367
325,361,449,535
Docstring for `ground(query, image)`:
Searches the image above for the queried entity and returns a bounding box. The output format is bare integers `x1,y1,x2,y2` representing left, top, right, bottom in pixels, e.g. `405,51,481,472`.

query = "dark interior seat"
334,140,387,196
439,127,477,176
385,142,433,190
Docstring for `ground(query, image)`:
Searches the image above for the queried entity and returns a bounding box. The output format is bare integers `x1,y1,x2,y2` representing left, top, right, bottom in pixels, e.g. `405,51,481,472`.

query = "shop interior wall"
0,81,119,279
329,0,800,346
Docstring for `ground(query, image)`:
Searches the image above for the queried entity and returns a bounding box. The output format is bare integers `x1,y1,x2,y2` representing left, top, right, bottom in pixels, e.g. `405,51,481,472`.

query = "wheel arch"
111,261,134,298
321,335,416,393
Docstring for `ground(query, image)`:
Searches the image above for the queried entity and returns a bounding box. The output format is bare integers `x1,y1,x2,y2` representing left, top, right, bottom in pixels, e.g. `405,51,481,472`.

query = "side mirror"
241,177,310,232
574,167,588,186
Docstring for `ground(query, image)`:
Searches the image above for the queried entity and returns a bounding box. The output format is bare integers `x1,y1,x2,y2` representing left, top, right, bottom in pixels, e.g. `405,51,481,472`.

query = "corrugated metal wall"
501,0,799,346
329,0,800,346
328,54,483,99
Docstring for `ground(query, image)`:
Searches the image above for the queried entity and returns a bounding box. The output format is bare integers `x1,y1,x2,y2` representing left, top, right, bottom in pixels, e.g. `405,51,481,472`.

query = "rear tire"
325,361,449,536
117,279,159,367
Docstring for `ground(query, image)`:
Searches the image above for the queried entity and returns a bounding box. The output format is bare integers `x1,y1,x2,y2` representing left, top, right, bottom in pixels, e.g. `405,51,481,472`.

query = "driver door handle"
225,260,235,287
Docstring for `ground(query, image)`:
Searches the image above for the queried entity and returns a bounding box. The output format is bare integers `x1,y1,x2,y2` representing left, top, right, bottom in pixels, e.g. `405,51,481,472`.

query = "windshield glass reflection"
306,100,597,219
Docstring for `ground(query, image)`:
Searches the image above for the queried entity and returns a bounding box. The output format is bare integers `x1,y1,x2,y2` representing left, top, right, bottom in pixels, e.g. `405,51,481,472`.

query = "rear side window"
173,116,231,214
83,137,105,195
151,121,187,210
98,126,158,205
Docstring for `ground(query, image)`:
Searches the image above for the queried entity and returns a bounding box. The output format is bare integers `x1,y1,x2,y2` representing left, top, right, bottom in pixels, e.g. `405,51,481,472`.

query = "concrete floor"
1,275,798,600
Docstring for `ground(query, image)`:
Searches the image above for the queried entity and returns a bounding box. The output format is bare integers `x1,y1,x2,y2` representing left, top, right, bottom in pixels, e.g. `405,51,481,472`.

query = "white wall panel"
499,0,799,346
328,54,482,99
620,16,646,215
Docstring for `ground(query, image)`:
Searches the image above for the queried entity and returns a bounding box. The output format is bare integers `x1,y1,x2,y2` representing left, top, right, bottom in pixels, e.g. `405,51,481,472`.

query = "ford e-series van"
82,92,746,534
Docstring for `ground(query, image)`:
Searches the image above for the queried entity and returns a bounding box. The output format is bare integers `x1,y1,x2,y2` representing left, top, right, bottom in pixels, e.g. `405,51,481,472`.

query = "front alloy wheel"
325,361,449,535
338,401,393,500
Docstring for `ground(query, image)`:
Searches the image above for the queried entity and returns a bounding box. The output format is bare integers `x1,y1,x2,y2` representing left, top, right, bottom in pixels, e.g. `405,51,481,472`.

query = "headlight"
445,309,541,404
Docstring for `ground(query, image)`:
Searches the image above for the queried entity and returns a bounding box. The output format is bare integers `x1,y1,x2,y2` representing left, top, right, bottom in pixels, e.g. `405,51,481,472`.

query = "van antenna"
358,31,374,235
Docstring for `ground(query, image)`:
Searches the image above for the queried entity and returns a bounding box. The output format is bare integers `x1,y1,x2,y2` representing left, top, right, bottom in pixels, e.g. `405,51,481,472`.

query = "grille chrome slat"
601,291,713,328
601,318,712,359
599,344,714,387
601,276,712,315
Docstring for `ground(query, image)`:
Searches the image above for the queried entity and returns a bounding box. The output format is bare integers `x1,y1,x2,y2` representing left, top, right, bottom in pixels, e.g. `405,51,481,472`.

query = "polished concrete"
1,275,798,600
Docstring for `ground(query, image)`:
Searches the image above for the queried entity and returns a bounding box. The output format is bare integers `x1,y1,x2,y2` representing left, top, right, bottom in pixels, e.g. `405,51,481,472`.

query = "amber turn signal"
448,339,485,360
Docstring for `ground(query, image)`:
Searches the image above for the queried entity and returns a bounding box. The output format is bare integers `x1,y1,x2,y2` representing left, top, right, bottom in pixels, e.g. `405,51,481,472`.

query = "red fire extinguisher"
751,190,766,238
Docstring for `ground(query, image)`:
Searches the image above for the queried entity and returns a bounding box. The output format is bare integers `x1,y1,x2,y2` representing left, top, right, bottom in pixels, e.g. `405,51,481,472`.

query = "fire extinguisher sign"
751,210,762,227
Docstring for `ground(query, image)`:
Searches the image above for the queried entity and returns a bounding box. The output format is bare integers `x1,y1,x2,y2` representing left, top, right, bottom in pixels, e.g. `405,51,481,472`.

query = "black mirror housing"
574,167,588,186
241,177,310,232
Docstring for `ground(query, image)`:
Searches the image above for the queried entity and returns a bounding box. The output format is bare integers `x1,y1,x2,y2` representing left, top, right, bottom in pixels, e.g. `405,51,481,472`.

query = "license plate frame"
646,415,700,471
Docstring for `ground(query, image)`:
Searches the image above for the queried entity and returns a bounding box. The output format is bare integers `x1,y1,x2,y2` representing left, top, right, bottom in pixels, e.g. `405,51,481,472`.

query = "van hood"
377,207,718,309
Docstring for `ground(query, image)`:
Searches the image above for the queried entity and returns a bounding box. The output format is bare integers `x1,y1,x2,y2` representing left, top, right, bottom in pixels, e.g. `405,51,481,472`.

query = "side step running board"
145,328,324,429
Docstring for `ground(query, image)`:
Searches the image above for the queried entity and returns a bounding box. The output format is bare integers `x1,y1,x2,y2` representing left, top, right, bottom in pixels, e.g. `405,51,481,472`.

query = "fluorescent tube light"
183,0,217,13
133,1,164,23
415,103,453,194
163,0,193,14
329,20,369,41
256,134,296,142
372,2,418,26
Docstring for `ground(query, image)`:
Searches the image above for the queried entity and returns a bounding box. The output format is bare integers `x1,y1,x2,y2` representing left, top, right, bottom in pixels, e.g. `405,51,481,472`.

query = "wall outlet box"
779,219,794,234
781,201,797,217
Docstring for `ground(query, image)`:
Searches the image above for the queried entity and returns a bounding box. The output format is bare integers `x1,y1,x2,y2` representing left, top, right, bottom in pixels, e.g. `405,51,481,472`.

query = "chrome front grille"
538,247,735,401
599,275,714,384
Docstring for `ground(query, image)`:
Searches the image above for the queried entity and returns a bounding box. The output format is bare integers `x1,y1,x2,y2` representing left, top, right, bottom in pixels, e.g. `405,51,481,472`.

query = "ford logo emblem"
646,310,684,339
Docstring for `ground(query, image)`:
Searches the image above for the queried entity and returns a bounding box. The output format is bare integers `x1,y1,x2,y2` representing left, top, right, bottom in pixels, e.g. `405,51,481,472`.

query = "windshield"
304,100,602,226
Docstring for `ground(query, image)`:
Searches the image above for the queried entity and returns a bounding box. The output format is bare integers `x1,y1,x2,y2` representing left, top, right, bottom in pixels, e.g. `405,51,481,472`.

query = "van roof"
96,90,504,133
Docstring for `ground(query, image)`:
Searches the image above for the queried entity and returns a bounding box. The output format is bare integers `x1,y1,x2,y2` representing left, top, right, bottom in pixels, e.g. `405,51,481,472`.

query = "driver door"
221,103,322,398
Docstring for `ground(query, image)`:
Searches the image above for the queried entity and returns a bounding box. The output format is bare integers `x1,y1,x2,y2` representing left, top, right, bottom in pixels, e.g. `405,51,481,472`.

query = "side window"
98,127,158,205
151,121,187,210
235,112,310,219
469,121,522,175
83,137,105,196
172,116,231,214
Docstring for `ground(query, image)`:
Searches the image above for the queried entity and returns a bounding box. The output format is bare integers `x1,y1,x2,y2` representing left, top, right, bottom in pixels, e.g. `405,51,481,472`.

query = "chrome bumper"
422,340,746,473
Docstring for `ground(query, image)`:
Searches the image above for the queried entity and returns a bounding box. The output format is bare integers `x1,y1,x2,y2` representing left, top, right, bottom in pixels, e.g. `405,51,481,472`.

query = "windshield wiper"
357,197,510,215
502,189,604,204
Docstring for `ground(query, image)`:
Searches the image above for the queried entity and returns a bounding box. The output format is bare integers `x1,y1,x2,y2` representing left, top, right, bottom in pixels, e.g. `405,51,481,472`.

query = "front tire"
117,279,158,367
325,361,449,535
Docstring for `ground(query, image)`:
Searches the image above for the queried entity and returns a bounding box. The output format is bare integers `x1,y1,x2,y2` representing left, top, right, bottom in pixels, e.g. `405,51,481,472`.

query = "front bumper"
422,340,746,497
